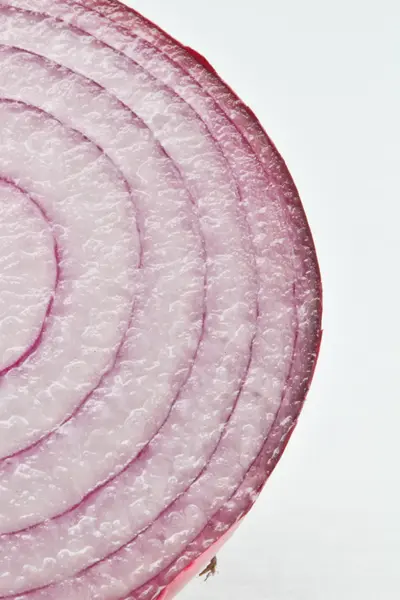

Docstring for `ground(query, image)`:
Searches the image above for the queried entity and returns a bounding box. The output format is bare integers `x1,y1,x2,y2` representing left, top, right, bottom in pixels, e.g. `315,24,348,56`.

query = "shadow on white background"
128,1,399,598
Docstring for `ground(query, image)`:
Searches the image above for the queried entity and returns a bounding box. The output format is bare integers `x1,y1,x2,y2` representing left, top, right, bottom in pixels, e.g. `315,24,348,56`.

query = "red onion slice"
0,2,322,599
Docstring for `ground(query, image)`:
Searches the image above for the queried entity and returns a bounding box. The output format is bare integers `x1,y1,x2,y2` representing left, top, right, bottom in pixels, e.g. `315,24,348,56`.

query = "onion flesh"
0,2,322,599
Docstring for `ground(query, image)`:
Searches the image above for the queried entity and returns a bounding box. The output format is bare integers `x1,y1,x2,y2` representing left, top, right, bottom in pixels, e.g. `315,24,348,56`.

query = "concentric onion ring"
0,178,58,376
0,2,322,599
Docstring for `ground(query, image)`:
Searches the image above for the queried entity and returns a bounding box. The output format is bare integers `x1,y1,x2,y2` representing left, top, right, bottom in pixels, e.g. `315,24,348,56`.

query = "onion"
0,1,322,598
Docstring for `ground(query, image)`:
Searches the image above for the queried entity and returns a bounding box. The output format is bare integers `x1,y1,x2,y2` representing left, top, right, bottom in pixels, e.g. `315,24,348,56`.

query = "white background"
128,1,399,598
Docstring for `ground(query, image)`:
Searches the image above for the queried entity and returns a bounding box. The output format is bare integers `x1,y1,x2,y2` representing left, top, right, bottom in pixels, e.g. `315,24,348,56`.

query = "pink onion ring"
0,2,322,599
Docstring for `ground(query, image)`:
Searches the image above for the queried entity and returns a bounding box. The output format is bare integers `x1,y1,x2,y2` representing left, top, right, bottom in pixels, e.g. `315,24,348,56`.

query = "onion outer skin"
157,521,241,600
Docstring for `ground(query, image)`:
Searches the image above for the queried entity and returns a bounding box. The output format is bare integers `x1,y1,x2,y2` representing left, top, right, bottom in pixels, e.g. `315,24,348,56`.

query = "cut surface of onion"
0,1,322,599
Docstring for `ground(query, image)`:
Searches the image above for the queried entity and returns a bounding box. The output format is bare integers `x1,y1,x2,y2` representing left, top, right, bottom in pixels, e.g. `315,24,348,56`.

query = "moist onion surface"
0,1,322,599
